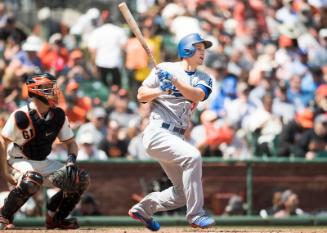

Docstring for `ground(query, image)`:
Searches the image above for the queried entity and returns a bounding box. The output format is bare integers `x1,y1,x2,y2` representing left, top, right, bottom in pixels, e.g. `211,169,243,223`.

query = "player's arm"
137,67,166,103
137,86,164,103
62,137,78,157
172,78,206,103
58,115,78,157
0,135,16,185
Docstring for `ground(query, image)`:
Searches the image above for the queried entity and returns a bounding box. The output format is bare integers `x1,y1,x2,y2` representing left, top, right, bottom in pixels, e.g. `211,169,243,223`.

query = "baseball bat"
118,2,158,70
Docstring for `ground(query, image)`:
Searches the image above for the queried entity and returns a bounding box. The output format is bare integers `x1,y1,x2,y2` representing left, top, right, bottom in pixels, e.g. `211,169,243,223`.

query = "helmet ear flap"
183,48,195,57
178,40,195,58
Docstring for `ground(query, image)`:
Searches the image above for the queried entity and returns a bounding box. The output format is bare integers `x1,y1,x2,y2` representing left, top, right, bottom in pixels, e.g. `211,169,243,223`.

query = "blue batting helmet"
177,33,212,58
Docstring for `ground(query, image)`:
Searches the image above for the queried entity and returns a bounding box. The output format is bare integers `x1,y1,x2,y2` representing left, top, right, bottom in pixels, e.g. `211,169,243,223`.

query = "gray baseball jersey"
143,61,213,128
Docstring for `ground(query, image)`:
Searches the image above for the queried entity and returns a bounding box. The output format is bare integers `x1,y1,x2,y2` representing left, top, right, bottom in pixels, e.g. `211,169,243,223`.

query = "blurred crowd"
0,0,326,165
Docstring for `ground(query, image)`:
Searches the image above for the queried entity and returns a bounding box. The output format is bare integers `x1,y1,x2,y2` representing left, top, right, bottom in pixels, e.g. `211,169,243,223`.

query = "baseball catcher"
128,33,215,231
0,73,90,230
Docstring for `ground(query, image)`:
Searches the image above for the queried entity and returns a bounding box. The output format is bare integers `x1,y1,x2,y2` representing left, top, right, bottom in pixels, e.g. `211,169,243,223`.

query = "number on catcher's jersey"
22,129,34,139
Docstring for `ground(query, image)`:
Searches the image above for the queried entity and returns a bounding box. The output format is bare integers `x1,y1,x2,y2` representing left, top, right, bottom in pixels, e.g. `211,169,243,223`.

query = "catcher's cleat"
0,216,15,230
191,214,215,229
128,210,160,231
46,213,79,229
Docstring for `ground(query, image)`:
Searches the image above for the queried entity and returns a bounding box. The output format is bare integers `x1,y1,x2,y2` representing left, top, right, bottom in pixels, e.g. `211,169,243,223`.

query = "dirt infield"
3,226,327,233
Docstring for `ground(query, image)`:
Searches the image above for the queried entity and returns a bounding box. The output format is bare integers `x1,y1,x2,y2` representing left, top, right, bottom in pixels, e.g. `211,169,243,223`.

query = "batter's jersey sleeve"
142,68,160,88
194,72,213,101
57,116,74,142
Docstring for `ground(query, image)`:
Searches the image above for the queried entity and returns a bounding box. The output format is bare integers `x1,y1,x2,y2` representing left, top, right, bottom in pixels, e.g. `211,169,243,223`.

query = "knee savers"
20,171,43,195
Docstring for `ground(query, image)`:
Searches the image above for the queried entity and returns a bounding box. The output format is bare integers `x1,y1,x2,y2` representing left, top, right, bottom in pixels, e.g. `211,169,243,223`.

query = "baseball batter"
128,33,215,231
0,73,90,230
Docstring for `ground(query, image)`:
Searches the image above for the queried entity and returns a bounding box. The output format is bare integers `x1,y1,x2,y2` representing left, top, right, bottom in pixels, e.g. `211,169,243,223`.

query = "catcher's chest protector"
20,104,65,160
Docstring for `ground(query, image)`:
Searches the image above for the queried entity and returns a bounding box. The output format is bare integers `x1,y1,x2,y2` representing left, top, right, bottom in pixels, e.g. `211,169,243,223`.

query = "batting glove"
160,79,173,92
156,69,175,93
157,69,174,81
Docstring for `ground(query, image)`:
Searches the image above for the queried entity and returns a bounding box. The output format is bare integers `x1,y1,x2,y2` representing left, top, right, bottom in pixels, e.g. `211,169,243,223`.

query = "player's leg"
52,169,90,220
130,160,186,218
129,160,189,231
137,126,214,228
46,166,90,229
46,189,64,214
0,171,43,229
163,141,214,228
143,127,207,222
46,191,80,229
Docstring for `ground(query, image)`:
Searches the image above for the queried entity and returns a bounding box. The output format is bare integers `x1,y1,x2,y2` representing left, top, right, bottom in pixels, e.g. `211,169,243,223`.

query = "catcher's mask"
26,73,59,107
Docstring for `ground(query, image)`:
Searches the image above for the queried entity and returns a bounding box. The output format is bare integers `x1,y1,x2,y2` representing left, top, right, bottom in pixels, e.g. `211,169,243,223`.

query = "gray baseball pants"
130,122,206,223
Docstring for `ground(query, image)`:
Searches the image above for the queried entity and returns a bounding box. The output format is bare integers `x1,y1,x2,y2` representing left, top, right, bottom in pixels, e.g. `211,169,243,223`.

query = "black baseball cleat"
46,213,79,229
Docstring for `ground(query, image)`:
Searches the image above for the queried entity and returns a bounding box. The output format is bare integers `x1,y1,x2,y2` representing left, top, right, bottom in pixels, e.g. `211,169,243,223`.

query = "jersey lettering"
170,86,183,97
22,129,33,139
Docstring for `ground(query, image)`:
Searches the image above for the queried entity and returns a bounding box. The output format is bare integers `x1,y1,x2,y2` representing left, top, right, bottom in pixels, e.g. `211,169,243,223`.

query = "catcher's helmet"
26,73,59,107
177,33,212,58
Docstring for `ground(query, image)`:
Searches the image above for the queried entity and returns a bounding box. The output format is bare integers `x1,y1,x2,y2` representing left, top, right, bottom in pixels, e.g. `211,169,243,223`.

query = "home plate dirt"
3,226,327,233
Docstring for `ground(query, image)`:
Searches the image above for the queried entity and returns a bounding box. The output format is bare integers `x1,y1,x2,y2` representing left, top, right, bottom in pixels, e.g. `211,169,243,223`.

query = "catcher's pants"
131,123,206,224
8,157,65,188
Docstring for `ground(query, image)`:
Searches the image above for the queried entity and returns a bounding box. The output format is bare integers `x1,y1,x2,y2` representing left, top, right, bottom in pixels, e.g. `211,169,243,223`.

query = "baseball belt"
161,122,186,135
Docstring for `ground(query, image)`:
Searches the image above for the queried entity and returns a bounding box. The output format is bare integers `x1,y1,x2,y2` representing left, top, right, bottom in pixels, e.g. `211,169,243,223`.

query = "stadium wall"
1,158,327,216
